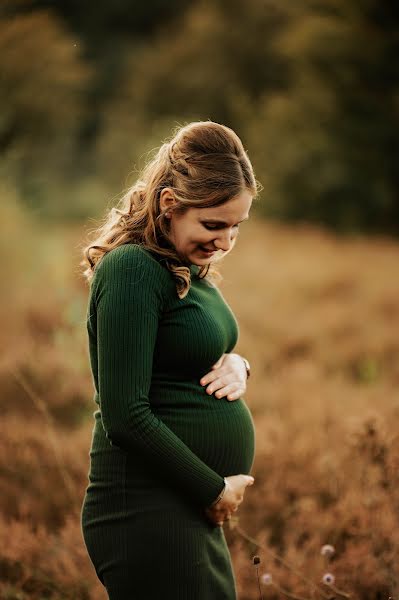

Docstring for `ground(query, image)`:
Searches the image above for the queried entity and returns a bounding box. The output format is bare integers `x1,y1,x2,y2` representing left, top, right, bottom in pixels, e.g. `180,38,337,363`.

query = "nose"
213,229,234,252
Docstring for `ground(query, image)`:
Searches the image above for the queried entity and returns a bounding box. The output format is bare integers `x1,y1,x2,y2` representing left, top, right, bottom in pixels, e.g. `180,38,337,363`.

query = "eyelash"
203,223,240,231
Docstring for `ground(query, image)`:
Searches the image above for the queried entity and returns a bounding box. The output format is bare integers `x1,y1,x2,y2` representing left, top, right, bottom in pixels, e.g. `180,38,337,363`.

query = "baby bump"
152,394,255,477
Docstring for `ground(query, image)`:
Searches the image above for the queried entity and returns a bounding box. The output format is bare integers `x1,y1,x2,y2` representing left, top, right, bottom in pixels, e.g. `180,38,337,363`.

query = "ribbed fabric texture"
81,244,255,600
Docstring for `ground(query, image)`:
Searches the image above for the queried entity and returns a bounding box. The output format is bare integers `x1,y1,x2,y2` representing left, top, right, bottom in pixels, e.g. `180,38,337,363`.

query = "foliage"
246,1,399,233
0,7,90,212
0,0,398,232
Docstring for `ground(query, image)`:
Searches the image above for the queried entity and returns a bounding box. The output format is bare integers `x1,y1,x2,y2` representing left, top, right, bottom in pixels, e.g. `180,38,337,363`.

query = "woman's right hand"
205,474,254,527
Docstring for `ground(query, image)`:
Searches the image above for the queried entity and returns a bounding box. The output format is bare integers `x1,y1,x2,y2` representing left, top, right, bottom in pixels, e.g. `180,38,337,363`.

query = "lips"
198,245,216,255
198,244,216,253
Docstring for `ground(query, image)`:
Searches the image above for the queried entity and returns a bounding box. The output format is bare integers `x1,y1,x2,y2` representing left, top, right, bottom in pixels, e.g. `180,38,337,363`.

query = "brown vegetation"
1,199,398,599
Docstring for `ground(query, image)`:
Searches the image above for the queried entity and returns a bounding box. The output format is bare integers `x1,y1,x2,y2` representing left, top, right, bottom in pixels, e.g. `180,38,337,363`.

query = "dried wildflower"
322,572,335,586
321,544,335,557
252,555,261,565
260,573,273,585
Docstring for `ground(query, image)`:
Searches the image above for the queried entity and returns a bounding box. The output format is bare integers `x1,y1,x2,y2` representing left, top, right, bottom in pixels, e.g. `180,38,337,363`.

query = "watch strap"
241,356,251,379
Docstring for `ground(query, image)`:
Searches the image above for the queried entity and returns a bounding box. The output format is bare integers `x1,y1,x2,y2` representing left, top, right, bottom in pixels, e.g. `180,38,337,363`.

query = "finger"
215,383,245,400
226,389,245,401
207,508,231,525
205,376,236,396
208,506,228,519
205,510,222,527
200,367,228,387
206,510,226,527
205,377,227,395
213,383,244,400
205,354,247,388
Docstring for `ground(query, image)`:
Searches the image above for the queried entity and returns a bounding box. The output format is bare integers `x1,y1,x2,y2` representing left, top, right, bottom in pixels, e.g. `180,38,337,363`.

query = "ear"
159,188,178,213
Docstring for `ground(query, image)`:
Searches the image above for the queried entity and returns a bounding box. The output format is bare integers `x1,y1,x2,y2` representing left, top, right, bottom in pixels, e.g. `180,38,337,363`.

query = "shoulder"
93,244,174,297
96,244,166,277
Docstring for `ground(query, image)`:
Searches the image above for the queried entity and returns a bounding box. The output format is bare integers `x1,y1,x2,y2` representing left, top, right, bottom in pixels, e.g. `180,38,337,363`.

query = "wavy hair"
81,120,260,298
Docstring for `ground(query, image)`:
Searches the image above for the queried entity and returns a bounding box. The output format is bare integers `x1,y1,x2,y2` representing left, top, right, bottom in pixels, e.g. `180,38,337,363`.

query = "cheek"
190,227,208,243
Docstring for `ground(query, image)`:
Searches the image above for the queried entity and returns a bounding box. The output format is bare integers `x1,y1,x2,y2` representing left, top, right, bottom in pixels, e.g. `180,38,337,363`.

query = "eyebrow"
201,216,249,226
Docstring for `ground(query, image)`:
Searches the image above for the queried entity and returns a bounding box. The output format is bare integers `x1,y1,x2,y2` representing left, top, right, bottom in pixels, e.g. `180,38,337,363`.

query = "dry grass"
221,221,399,599
1,194,398,599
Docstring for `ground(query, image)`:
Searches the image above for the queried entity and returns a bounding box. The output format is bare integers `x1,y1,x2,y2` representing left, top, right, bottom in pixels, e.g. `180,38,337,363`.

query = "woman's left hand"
200,353,248,402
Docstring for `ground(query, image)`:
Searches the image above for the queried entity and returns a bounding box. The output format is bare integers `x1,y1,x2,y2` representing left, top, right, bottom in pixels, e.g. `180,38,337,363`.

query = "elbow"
105,429,122,449
101,418,129,451
99,394,154,450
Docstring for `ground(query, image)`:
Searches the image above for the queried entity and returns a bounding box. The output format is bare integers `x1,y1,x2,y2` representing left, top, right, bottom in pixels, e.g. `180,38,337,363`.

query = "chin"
185,247,221,265
190,257,212,266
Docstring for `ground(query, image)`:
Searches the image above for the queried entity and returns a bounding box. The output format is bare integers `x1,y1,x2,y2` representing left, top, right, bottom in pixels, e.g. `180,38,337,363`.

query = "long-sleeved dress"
80,243,255,600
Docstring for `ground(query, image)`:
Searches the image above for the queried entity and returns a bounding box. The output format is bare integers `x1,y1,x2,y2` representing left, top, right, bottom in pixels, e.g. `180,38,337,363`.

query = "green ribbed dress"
80,243,255,600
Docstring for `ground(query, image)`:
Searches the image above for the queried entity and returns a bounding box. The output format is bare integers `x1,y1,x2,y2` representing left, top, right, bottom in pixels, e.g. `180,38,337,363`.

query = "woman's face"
161,189,252,265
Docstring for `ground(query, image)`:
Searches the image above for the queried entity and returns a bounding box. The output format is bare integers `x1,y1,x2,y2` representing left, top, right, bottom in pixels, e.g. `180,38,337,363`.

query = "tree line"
1,0,398,233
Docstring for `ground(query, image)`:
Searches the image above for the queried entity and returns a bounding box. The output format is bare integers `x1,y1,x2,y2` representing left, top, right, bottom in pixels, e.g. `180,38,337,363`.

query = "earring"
165,211,171,218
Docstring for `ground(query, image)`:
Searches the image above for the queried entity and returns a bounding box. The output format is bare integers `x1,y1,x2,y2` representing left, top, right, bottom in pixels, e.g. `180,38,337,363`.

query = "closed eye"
203,223,222,230
202,223,241,231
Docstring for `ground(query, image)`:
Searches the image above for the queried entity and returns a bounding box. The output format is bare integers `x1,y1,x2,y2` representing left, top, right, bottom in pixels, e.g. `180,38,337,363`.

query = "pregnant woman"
80,120,259,599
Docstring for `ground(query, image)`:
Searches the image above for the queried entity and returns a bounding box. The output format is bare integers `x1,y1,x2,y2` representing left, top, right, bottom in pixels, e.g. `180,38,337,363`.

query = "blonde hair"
81,120,259,298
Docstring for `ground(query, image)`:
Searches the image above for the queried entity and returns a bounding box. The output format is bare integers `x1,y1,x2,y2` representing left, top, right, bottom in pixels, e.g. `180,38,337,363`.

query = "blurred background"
1,0,398,598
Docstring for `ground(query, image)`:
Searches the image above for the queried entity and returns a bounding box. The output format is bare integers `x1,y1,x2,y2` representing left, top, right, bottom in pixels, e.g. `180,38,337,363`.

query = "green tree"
94,0,291,188
0,8,89,202
245,0,399,233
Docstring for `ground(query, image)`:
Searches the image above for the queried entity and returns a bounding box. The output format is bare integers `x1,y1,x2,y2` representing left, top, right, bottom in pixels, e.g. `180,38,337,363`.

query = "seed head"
261,573,273,585
322,572,335,586
321,544,335,557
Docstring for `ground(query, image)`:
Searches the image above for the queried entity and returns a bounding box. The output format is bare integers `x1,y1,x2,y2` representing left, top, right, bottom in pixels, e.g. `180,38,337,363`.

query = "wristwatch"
241,356,251,379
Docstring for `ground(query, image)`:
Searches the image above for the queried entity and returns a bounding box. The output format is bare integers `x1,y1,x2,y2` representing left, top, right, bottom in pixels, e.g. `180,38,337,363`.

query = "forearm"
99,389,225,506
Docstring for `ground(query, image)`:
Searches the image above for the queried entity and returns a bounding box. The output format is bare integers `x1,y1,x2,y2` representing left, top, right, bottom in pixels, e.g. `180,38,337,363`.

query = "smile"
197,245,216,255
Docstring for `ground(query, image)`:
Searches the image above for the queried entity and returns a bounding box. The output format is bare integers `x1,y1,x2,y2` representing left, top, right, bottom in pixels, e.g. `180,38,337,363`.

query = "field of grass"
1,194,398,599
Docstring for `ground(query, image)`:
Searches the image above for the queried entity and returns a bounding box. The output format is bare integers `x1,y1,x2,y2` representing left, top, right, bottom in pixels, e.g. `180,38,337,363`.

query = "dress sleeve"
93,244,225,507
